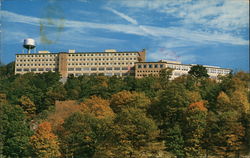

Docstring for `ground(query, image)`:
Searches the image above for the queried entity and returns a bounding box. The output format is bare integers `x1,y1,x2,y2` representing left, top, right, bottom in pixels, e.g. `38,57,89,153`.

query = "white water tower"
23,38,36,54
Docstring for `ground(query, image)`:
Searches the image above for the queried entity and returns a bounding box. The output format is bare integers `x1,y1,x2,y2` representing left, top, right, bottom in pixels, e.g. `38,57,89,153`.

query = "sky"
0,0,249,71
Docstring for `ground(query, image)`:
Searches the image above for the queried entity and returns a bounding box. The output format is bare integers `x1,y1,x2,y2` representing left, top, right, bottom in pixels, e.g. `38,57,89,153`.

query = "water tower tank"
23,38,36,50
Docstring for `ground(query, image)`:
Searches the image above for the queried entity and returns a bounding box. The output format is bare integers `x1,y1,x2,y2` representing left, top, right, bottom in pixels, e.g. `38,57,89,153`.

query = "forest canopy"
0,63,249,157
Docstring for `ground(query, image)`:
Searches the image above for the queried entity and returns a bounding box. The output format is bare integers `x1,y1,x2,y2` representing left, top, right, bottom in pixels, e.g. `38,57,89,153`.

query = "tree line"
0,63,249,158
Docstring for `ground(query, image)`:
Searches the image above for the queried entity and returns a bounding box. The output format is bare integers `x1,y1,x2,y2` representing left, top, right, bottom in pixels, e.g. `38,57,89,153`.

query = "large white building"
134,60,231,79
15,49,146,78
15,49,231,79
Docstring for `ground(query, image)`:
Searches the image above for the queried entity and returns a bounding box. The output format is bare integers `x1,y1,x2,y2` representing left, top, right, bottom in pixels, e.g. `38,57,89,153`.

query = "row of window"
136,64,230,74
137,74,159,77
16,53,138,58
16,68,58,72
68,67,129,71
168,65,189,71
68,57,137,61
68,53,137,57
137,64,164,69
136,72,185,77
68,72,130,77
68,62,134,66
207,69,230,74
16,63,58,66
16,59,58,62
16,54,57,58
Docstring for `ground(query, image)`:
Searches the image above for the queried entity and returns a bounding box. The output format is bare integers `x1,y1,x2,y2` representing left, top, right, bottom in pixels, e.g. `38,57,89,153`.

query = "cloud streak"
1,10,248,46
104,7,138,25
114,0,249,32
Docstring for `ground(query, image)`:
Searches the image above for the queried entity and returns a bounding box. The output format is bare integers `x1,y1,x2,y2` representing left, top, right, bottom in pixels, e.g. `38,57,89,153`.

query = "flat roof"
16,51,141,55
135,62,231,70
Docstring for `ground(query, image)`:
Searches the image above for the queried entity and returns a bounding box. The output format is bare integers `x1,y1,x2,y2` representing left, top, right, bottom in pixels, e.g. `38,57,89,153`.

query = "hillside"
0,64,249,157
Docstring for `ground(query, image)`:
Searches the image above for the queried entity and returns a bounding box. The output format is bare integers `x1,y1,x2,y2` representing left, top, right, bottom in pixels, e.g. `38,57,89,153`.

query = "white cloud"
112,0,249,32
148,48,197,63
104,7,138,25
1,10,248,46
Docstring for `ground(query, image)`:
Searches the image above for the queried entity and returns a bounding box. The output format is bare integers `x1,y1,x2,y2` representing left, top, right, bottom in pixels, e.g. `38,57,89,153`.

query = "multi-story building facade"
15,49,230,79
15,49,146,78
135,60,231,79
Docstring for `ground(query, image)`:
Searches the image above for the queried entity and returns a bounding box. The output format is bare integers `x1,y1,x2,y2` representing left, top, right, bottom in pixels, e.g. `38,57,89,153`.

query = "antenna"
23,38,36,54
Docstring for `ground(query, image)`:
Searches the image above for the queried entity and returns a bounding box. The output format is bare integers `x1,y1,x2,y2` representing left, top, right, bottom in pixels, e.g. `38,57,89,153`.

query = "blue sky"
0,0,249,71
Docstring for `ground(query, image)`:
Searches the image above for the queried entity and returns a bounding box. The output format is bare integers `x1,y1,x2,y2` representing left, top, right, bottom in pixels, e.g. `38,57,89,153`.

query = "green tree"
0,104,33,157
159,67,173,89
205,92,245,157
149,83,190,157
18,95,36,119
59,112,112,158
183,101,207,157
111,108,159,157
188,65,209,78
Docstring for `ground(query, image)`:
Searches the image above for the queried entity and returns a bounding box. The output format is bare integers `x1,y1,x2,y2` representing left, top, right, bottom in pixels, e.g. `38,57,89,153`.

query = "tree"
183,101,207,157
80,96,114,119
18,96,36,119
30,122,61,158
188,65,209,78
164,124,185,157
204,92,245,157
159,67,173,89
59,112,112,158
111,108,159,157
0,104,33,157
110,90,150,113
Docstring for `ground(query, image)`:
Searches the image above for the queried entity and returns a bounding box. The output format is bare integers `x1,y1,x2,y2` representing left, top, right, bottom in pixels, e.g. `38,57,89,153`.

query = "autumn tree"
18,95,36,119
30,122,61,158
183,101,207,157
80,96,114,119
110,108,159,157
59,112,112,157
110,90,150,113
204,92,245,157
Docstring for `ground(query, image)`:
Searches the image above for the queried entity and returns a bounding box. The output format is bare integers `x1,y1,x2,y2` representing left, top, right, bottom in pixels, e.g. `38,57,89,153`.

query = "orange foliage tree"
110,90,150,113
80,96,114,119
183,101,207,157
30,122,61,158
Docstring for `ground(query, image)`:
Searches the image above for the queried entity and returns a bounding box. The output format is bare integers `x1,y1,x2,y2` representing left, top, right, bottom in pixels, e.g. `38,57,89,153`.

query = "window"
23,68,29,71
143,64,147,68
16,68,22,71
82,68,89,71
46,68,51,71
68,68,74,71
149,64,152,68
105,73,112,76
91,67,97,71
160,64,163,68
99,67,105,71
114,67,120,70
31,68,36,71
106,67,112,70
154,64,158,68
122,67,128,70
76,68,81,71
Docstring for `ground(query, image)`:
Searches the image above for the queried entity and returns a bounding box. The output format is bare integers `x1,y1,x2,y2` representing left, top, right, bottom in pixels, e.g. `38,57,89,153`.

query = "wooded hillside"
0,63,249,157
